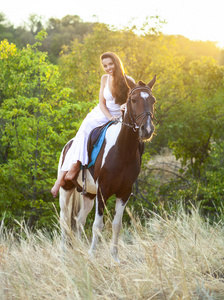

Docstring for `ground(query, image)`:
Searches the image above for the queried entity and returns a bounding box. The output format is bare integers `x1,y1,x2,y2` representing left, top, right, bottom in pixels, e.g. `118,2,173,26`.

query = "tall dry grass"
1,207,224,299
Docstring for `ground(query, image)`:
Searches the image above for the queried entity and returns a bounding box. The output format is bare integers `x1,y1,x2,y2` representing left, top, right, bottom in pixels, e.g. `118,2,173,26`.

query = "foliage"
0,33,90,228
0,12,96,63
1,12,224,65
135,55,224,218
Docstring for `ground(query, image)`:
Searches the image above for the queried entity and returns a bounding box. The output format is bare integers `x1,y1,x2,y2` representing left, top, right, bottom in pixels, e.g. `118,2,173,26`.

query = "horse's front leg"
89,189,105,257
110,196,129,263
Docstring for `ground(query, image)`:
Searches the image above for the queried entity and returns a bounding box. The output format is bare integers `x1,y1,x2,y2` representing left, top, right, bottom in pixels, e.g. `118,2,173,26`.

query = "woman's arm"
99,75,118,121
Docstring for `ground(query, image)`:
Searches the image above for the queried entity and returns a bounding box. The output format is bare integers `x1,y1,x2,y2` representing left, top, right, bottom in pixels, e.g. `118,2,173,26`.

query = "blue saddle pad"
86,121,115,169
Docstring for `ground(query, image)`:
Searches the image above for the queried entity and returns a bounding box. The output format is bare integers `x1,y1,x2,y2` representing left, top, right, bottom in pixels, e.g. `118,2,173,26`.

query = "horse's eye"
131,98,137,104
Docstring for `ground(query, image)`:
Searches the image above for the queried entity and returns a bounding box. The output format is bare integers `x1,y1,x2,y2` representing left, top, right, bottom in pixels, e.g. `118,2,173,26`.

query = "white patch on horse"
146,119,151,133
101,122,121,168
140,92,149,99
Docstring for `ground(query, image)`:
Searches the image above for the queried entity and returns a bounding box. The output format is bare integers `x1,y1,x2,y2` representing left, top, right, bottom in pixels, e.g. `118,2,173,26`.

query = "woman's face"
102,57,115,76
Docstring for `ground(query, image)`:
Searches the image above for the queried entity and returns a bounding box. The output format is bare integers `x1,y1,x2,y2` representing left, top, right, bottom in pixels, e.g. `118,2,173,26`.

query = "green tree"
137,56,224,216
165,57,224,176
0,32,88,228
0,12,14,42
42,15,96,63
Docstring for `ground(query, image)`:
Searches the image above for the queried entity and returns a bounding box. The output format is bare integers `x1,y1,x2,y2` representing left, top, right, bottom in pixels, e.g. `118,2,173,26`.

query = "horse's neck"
117,116,139,155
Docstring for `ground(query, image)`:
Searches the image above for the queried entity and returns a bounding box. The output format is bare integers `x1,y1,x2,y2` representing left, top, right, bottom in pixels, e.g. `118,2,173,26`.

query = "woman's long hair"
101,52,130,105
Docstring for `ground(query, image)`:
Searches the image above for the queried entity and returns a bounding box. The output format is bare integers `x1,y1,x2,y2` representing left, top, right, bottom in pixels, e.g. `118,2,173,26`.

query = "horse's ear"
126,76,136,90
147,75,156,89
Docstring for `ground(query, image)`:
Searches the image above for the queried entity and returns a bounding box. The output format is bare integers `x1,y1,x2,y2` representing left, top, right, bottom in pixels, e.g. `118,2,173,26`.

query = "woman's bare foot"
65,162,81,181
51,180,61,198
51,171,67,197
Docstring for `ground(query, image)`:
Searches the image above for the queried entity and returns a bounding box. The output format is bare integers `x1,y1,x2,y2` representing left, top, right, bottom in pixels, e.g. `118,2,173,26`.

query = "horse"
59,75,156,262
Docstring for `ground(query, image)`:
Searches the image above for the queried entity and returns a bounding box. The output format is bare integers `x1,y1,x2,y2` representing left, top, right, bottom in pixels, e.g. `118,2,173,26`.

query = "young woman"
51,52,134,197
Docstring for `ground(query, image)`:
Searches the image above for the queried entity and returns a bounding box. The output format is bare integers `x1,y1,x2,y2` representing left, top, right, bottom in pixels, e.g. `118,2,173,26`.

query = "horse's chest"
95,123,141,190
100,123,121,169
101,147,141,188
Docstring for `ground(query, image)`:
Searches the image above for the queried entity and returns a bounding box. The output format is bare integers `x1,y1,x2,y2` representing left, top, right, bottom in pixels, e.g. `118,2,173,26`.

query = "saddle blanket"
83,121,115,169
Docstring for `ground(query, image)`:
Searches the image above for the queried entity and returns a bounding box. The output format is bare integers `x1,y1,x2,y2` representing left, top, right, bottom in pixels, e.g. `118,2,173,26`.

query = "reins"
115,118,137,130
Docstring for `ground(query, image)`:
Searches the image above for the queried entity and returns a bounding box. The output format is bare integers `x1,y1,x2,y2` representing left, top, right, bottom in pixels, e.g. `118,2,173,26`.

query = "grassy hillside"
1,207,224,299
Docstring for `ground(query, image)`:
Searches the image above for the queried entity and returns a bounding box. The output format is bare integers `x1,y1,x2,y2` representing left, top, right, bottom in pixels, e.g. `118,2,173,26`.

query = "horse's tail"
58,146,82,240
59,187,82,240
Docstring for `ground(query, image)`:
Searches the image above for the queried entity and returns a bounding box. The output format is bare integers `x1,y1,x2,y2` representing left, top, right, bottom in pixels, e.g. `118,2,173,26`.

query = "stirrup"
81,165,87,195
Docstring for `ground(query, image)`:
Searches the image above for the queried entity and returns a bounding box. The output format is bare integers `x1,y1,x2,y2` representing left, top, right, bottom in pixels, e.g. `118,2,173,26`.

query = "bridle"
123,86,154,132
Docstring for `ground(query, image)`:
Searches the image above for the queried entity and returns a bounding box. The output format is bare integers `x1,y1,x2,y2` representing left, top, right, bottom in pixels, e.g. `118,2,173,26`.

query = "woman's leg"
65,161,81,181
51,170,67,197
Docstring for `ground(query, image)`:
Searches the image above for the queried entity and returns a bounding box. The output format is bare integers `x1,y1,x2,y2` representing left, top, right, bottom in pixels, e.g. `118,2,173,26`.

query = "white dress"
61,75,121,170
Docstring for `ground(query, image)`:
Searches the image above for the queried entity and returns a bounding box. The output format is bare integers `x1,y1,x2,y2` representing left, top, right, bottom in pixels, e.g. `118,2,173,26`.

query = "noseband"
126,86,154,132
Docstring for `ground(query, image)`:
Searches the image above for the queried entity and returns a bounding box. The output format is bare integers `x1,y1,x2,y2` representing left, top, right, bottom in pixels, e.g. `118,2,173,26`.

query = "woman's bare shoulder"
100,74,108,85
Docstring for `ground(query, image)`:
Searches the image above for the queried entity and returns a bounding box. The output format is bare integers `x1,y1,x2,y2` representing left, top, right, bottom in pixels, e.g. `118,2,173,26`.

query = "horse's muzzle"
140,123,154,141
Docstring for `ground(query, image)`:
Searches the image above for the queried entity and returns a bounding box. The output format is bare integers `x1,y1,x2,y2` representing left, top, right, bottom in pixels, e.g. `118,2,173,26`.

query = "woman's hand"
120,103,127,112
109,115,120,121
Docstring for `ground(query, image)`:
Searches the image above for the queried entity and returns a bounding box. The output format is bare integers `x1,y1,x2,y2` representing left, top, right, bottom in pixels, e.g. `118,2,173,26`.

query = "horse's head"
126,75,156,141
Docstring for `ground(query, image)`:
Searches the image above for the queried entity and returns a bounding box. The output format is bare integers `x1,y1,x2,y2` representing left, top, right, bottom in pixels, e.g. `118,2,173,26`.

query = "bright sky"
1,0,224,48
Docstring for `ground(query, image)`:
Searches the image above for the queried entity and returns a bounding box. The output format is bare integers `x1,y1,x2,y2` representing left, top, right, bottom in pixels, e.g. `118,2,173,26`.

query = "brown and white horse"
59,76,156,262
